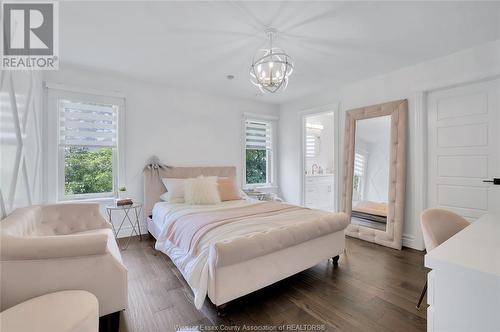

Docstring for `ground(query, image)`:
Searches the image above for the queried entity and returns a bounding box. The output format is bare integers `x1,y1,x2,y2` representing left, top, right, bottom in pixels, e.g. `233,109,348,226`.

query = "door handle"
483,178,500,185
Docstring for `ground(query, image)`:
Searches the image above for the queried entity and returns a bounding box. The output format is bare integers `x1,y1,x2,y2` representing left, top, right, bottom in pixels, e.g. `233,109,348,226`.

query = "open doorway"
302,112,336,211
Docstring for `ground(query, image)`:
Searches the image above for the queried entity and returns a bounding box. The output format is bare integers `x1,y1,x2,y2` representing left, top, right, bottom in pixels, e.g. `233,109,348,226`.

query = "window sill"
244,185,278,191
57,197,115,204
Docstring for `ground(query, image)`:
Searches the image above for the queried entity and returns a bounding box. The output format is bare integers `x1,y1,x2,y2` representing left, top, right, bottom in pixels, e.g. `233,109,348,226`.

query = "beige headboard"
143,166,236,219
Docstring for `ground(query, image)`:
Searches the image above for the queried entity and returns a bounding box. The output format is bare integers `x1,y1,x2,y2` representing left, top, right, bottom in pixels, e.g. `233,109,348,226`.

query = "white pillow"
161,178,186,203
184,176,221,205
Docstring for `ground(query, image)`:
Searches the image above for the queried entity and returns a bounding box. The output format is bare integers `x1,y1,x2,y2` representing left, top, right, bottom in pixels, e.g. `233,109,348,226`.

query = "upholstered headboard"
143,166,236,219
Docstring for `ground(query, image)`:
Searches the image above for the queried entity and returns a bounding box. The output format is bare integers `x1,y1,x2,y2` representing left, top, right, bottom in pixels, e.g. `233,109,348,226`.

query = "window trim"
45,85,126,202
242,113,278,189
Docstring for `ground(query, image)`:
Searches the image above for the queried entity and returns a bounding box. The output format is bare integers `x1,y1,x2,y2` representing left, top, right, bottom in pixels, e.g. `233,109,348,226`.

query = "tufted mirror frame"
341,99,407,250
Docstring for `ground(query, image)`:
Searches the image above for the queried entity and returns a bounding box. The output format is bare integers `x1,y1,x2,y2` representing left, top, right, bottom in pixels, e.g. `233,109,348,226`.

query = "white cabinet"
425,214,500,332
304,174,334,211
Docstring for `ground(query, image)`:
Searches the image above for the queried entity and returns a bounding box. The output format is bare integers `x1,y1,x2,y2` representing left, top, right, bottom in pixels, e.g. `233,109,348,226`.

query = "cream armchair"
0,203,127,320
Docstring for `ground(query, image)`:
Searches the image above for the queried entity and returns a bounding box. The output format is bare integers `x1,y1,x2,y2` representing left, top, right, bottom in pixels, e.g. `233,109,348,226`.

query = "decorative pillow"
217,177,242,201
161,178,186,203
184,176,221,205
159,192,169,202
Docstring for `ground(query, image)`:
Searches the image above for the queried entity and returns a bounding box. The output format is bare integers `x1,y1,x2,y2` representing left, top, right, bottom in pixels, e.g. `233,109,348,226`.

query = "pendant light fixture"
250,28,294,94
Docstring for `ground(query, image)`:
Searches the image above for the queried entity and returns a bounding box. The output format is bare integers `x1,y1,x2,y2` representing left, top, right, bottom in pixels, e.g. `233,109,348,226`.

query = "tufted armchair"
0,203,127,319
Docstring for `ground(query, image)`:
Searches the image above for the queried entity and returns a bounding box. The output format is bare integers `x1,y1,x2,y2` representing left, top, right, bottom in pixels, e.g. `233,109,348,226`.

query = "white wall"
0,71,44,218
279,39,500,250
43,65,279,233
364,140,390,203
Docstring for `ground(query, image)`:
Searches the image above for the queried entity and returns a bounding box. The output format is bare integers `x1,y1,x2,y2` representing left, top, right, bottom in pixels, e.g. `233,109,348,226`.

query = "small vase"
118,191,128,199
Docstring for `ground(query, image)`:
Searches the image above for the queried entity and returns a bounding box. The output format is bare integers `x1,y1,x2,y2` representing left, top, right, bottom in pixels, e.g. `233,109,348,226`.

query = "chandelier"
250,28,294,94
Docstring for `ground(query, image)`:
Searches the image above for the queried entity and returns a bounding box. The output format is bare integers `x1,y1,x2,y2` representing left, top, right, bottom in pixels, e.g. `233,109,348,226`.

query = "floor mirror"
341,100,407,249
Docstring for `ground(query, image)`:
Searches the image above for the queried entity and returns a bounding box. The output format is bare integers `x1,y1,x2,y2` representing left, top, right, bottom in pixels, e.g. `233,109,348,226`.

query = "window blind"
306,134,319,158
59,100,118,147
245,119,272,150
354,152,366,176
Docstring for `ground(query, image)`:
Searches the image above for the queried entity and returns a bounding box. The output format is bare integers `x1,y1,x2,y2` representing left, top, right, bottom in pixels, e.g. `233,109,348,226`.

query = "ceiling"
59,1,500,104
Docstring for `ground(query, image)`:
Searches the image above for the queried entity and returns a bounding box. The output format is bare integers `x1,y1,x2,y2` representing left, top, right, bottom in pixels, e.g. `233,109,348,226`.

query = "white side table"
105,203,142,250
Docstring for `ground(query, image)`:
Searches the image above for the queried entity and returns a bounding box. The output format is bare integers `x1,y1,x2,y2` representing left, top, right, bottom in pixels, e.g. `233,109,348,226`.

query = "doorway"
302,112,336,211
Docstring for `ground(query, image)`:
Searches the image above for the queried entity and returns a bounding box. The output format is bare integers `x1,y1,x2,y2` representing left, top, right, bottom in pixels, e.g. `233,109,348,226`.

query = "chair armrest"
1,231,109,260
41,203,112,233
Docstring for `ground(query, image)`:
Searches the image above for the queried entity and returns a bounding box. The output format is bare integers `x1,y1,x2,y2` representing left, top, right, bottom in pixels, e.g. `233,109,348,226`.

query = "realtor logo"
1,1,59,70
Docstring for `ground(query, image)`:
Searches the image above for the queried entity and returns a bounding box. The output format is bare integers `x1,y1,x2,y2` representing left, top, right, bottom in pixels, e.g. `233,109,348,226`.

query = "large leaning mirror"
342,100,407,249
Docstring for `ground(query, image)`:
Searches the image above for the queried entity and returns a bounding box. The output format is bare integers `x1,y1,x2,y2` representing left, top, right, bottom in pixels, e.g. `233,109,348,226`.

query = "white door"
427,79,500,222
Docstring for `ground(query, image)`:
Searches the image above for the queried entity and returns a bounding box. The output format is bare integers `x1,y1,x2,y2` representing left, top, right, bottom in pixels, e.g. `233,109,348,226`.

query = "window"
47,87,125,201
353,151,366,201
244,119,274,186
305,134,319,157
305,126,321,158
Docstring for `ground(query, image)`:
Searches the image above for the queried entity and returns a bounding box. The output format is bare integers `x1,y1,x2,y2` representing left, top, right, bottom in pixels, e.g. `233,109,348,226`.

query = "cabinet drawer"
306,176,334,185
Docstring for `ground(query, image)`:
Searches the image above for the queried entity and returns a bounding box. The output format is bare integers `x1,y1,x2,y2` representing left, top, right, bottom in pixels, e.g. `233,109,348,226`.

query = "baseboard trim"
403,233,424,251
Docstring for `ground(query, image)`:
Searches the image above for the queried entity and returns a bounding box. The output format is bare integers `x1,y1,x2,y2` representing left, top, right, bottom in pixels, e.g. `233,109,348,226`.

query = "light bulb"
269,62,274,68
257,64,261,72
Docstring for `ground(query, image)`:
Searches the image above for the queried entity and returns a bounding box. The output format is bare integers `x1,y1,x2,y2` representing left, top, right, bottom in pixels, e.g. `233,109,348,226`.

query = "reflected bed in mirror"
351,115,391,231
342,100,407,249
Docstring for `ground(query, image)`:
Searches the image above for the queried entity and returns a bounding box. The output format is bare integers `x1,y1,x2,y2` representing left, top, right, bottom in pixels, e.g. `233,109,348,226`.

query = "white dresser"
424,213,500,332
304,174,334,211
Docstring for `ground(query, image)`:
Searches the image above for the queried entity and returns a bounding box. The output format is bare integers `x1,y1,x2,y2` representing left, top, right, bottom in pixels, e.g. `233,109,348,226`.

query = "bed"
144,166,349,310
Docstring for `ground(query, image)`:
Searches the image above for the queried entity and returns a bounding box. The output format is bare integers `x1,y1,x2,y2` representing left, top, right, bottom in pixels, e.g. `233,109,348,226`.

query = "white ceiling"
60,1,500,104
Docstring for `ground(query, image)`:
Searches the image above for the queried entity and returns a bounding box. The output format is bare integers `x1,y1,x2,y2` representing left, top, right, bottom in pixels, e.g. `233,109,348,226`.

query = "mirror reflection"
351,115,391,231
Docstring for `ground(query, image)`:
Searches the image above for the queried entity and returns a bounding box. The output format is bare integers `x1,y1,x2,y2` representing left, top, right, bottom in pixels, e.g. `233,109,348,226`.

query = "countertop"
424,213,500,277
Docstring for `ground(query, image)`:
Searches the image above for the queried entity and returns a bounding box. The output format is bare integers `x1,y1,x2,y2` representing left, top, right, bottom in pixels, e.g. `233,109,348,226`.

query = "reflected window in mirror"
351,115,391,232
353,150,367,201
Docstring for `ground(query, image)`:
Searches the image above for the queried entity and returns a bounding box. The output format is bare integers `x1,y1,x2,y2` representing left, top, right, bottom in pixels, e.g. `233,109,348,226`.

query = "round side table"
105,202,142,250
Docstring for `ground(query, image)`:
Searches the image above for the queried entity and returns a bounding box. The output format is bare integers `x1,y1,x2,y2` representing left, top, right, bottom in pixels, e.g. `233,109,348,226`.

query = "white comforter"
153,199,339,309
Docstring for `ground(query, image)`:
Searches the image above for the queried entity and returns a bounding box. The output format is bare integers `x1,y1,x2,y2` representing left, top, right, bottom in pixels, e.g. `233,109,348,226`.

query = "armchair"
0,203,127,319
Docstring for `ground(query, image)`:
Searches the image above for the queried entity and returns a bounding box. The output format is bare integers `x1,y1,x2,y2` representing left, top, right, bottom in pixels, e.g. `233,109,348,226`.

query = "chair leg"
416,281,427,310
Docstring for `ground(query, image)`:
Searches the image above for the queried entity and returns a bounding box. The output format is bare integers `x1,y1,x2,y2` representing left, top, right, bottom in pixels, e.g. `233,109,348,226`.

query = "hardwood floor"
117,236,428,332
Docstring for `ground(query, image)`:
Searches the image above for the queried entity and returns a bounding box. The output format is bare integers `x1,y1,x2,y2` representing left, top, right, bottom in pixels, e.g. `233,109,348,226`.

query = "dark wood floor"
117,236,428,332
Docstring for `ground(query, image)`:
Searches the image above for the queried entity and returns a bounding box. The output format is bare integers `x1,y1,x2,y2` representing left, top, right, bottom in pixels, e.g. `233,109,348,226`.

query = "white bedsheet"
153,199,338,309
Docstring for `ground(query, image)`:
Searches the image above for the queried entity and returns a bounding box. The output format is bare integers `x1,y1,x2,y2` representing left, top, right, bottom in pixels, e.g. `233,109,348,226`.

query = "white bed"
144,166,348,309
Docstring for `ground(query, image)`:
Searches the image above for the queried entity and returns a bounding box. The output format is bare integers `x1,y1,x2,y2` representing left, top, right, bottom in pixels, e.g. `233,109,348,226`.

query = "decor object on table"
250,27,294,94
114,198,133,206
106,202,143,250
0,290,99,332
117,186,128,199
0,203,127,325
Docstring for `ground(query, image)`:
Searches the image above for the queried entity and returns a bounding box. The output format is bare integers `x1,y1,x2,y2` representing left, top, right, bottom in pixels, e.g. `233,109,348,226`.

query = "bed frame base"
331,255,340,266
216,303,228,317
148,216,346,308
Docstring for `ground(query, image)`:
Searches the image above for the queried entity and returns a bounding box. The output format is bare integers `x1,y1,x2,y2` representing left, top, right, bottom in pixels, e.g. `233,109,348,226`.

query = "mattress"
151,199,256,235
